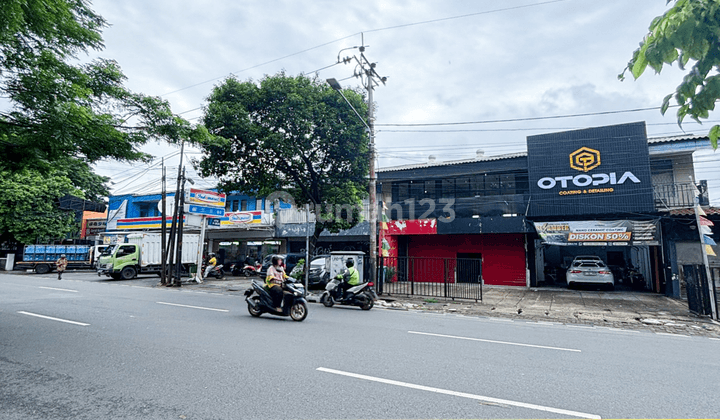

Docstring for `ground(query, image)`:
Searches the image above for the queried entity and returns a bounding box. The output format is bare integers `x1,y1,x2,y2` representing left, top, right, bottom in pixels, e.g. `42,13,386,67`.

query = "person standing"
56,254,68,280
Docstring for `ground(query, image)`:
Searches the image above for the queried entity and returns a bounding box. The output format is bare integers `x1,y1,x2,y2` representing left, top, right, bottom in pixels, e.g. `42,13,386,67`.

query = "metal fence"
378,256,482,301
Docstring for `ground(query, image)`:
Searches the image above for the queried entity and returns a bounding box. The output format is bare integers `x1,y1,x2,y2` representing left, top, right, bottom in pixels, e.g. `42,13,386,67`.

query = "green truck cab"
97,244,140,280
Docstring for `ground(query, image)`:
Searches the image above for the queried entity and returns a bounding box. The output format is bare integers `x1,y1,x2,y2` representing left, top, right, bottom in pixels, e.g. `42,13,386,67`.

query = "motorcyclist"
204,253,217,278
265,255,288,312
336,258,360,300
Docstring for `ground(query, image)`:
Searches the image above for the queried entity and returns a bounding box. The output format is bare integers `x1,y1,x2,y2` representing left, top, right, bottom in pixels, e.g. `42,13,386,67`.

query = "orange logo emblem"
569,147,601,172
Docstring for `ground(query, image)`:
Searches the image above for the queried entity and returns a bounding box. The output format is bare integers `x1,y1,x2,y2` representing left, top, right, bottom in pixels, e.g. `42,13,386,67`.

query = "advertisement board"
217,211,264,226
527,122,654,217
187,189,226,208
534,220,660,246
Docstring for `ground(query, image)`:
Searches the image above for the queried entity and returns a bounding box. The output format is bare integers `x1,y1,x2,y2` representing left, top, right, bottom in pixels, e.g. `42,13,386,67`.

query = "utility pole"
174,168,186,287
166,140,185,286
329,38,386,284
161,158,167,285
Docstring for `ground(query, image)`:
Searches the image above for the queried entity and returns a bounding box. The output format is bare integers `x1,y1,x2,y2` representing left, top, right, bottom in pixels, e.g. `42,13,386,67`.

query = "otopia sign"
527,122,654,217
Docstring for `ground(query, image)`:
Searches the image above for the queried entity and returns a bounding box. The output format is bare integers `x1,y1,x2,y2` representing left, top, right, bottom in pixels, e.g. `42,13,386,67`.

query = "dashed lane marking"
316,367,601,419
17,311,89,326
39,286,78,293
408,331,582,353
156,301,229,312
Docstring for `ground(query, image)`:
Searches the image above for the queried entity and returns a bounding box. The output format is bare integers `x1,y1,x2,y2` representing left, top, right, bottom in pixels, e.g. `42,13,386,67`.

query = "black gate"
378,256,482,301
682,265,713,316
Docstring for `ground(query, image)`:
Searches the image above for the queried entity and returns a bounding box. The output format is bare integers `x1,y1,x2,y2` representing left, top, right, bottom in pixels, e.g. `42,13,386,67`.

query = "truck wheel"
35,264,50,274
120,266,136,280
110,273,122,280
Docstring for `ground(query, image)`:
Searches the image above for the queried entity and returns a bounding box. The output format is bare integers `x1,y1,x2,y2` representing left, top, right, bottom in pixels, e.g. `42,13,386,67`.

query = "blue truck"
16,244,107,274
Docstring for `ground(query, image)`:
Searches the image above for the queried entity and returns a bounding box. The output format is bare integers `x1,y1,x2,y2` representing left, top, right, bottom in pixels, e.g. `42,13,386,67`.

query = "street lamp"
326,78,378,284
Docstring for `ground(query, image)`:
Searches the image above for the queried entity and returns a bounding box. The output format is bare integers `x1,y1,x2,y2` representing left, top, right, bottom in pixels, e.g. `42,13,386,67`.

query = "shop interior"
537,244,661,291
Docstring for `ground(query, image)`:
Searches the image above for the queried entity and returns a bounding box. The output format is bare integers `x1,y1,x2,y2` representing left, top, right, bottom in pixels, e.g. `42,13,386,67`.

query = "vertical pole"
694,201,717,319
174,168,186,287
167,141,184,284
161,159,167,285
367,76,377,286
304,203,310,293
195,215,207,283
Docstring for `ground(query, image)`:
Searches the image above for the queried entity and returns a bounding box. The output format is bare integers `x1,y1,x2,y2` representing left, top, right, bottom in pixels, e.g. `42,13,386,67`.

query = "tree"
0,0,203,244
196,73,370,253
620,0,720,148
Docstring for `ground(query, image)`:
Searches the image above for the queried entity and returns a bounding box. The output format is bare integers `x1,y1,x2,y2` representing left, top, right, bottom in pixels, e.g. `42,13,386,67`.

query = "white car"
566,259,614,290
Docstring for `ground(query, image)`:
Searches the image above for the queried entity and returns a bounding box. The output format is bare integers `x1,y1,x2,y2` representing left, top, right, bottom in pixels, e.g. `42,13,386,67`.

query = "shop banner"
210,211,273,228
187,189,226,208
534,220,660,246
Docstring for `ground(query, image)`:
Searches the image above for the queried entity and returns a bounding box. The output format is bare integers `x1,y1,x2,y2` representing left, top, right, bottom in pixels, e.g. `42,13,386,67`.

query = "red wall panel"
406,234,527,287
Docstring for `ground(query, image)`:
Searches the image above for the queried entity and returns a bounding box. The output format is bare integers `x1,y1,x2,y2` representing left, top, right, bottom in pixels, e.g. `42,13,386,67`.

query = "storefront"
205,210,276,264
532,219,664,291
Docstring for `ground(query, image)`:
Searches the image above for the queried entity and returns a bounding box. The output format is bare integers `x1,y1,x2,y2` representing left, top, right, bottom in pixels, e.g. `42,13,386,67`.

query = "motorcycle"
244,278,308,321
626,266,645,290
203,263,225,279
240,261,262,277
320,278,377,310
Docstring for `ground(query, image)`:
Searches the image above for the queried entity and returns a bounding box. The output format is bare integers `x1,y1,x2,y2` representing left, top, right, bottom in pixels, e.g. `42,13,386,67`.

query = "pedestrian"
56,254,68,280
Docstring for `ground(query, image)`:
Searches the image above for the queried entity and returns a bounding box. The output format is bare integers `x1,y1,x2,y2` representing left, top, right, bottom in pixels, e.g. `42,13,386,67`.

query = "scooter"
203,264,225,279
239,261,262,277
244,278,308,321
320,278,377,310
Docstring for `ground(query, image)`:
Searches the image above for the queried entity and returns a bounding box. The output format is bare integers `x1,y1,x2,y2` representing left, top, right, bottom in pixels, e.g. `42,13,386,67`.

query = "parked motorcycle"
203,263,225,279
244,278,308,321
626,266,645,290
320,278,377,310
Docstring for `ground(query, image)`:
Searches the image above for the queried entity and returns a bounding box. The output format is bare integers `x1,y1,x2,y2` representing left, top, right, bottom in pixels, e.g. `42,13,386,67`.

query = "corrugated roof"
668,207,720,216
378,133,710,173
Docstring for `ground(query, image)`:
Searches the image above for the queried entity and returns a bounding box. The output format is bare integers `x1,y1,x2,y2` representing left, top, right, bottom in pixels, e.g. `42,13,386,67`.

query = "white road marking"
655,332,690,338
408,331,581,353
39,286,78,293
317,367,601,419
17,311,89,326
710,338,720,341
156,302,229,312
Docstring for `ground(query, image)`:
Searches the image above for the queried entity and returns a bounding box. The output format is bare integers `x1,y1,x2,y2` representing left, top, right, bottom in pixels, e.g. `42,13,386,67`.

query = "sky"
84,0,720,203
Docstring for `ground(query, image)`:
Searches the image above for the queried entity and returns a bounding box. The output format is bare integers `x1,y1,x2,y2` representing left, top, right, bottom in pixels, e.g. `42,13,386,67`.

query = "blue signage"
186,204,225,217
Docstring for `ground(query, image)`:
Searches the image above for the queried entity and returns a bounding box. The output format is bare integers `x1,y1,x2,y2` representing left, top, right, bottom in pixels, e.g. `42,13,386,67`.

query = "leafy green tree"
620,0,720,148
0,0,203,244
196,73,370,252
0,169,79,244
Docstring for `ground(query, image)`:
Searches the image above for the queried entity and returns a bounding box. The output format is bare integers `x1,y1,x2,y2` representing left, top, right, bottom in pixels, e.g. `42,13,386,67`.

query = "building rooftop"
377,133,710,173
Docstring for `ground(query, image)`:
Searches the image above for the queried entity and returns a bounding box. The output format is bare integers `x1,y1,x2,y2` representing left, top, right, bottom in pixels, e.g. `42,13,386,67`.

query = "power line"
157,0,576,99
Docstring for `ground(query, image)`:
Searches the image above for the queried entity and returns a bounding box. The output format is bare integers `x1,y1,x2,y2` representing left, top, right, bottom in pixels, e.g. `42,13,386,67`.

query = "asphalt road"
1,271,719,419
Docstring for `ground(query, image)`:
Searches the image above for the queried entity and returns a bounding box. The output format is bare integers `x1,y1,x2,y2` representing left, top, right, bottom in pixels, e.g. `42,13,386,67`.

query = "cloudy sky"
85,0,720,203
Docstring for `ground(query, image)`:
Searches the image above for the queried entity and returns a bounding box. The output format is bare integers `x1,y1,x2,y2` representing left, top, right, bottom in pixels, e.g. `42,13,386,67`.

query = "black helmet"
345,258,354,268
271,255,283,266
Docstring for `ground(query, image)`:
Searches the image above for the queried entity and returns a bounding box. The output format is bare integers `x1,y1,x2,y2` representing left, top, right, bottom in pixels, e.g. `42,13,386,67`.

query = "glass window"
410,181,424,200
455,177,471,197
395,182,409,202
485,174,500,195
441,178,455,198
501,174,516,194
470,176,484,196
232,200,239,212
241,200,248,211
424,180,436,199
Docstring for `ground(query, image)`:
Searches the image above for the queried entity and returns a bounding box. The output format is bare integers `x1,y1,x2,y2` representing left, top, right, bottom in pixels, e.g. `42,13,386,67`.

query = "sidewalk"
373,285,720,337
